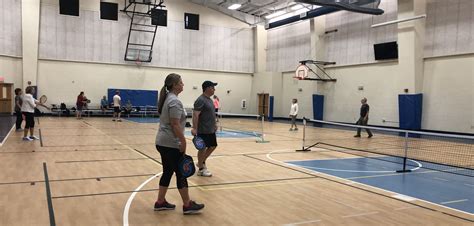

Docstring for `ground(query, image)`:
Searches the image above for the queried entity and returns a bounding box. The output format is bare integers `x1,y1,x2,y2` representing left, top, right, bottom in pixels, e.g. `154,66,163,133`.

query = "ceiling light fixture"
228,4,242,10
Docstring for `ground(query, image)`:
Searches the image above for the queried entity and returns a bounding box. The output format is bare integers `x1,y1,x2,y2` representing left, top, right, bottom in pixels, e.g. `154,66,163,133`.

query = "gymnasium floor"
0,116,473,225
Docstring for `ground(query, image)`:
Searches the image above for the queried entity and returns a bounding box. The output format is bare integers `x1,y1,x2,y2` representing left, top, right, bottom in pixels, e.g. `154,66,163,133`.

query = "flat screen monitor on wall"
374,41,398,60
100,2,118,21
60,0,79,16
185,13,199,30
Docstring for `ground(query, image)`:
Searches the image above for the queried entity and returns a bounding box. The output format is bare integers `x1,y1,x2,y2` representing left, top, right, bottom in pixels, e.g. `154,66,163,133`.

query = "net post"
296,117,310,151
256,114,269,143
219,112,223,132
397,131,412,173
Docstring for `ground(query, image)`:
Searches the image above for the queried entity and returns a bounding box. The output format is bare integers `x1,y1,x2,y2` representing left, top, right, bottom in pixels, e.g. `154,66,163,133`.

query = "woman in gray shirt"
154,73,204,215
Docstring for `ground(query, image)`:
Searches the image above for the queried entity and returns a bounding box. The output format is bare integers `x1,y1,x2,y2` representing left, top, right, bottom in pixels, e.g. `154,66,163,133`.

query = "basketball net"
294,64,309,80
135,57,142,67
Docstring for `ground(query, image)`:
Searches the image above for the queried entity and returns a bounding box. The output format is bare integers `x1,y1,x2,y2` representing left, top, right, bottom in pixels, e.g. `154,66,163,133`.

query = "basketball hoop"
294,64,309,80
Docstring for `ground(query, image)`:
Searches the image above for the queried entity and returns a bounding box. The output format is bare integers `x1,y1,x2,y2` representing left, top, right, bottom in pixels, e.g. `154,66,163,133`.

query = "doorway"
257,93,269,119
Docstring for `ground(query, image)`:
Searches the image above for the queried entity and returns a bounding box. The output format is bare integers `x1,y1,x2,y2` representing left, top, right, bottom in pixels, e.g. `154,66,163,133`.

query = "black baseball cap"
202,81,218,90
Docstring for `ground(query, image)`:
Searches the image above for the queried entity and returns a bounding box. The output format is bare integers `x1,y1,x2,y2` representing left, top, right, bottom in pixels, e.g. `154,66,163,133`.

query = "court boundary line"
264,151,474,222
39,129,43,147
0,124,15,147
43,162,56,226
123,173,162,226
286,158,422,173
52,176,319,199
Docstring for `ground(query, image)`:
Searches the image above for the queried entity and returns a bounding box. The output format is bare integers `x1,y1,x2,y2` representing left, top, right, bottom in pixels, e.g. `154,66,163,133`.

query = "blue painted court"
287,157,474,214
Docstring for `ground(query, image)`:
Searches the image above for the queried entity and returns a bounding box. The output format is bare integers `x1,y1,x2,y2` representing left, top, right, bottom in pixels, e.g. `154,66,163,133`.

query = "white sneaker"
197,168,212,177
22,137,33,141
29,136,40,140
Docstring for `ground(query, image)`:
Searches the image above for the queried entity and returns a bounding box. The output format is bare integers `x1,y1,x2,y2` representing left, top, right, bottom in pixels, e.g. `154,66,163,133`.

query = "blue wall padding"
398,94,423,130
313,94,324,120
269,96,274,122
107,89,158,107
312,94,324,127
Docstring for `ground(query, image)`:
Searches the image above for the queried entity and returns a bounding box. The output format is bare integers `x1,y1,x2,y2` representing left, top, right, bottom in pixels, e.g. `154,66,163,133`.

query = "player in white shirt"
289,98,299,131
112,90,122,122
21,87,48,141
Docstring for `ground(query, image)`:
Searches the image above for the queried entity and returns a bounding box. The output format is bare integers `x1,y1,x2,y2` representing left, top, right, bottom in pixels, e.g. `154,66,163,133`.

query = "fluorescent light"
291,4,304,10
265,10,285,19
371,14,426,28
228,4,241,10
294,8,309,15
268,13,293,23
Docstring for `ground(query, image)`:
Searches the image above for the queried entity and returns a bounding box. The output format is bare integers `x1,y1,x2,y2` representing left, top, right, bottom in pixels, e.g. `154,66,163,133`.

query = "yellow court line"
82,121,204,190
203,178,315,191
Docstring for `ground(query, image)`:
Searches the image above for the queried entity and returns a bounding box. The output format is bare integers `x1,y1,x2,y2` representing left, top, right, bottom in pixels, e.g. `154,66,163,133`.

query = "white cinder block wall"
35,0,253,112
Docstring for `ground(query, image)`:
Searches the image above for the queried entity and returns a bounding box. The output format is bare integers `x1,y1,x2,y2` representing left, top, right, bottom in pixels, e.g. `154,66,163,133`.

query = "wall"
322,62,401,125
0,0,22,57
425,0,474,57
325,0,398,65
31,0,254,114
0,56,23,87
39,0,254,73
423,55,474,133
37,60,252,113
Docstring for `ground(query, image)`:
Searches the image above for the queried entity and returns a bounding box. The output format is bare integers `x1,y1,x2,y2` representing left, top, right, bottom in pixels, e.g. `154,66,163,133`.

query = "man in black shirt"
354,98,373,138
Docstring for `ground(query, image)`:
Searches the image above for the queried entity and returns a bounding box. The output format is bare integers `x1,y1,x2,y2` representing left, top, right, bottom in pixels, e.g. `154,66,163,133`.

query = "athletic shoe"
294,128,298,131
29,136,40,140
183,201,204,215
289,128,293,131
112,119,116,121
197,168,212,177
154,200,176,211
15,129,23,132
368,134,373,138
117,119,122,122
354,135,361,138
22,137,33,141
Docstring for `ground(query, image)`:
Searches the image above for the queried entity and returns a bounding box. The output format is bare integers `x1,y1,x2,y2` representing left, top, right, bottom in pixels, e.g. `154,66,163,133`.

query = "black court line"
53,151,299,164
52,176,317,199
246,153,474,223
43,162,56,226
0,180,43,186
55,157,153,164
39,129,43,147
0,173,158,187
133,148,162,165
0,148,130,154
244,154,321,177
42,144,143,147
49,173,157,183
42,143,154,148
42,134,154,137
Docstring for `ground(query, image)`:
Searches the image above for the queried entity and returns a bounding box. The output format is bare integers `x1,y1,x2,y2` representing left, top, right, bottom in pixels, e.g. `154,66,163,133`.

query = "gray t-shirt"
155,93,187,149
15,95,22,112
194,94,216,134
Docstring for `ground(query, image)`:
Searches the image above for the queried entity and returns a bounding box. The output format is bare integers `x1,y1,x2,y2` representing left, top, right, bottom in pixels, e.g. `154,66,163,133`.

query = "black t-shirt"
360,104,369,117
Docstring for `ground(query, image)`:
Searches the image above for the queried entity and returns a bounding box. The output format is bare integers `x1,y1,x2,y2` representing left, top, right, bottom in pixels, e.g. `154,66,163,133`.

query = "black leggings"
156,145,188,189
15,110,23,129
22,112,35,129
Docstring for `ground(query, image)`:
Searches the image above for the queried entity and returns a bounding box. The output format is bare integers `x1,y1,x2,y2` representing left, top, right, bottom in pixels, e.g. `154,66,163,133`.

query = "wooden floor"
0,117,472,225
